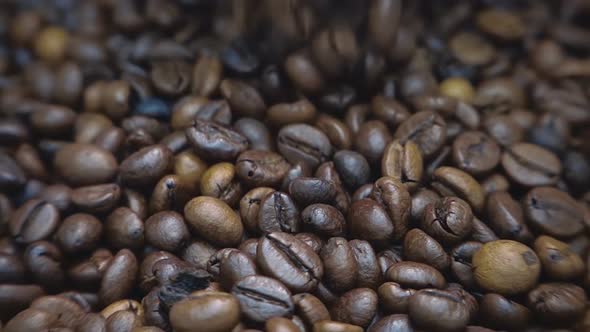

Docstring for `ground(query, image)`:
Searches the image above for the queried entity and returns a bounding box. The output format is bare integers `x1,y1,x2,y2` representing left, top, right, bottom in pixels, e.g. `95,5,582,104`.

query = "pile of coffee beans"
0,0,589,331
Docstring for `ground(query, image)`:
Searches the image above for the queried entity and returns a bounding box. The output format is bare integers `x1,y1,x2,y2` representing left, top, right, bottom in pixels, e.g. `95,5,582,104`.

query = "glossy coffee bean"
184,196,243,247
301,204,346,237
404,228,450,271
104,207,145,251
71,183,121,214
331,288,378,328
321,237,358,292
395,111,446,159
452,131,500,176
408,289,470,332
9,199,60,244
354,120,392,164
239,187,276,234
232,275,294,322
527,283,587,322
278,124,333,170
381,140,423,191
431,166,485,213
120,144,173,188
371,177,411,241
99,249,138,306
200,162,243,207
333,150,371,191
236,150,290,188
289,177,337,207
348,199,395,243
368,314,414,332
169,291,240,332
24,241,65,290
233,118,274,152
257,232,323,293
145,211,190,252
486,191,533,243
386,262,446,289
293,293,331,327
258,191,301,234
186,120,249,162
54,143,117,186
55,213,103,254
422,197,473,245
450,241,482,289
479,293,530,331
220,79,266,118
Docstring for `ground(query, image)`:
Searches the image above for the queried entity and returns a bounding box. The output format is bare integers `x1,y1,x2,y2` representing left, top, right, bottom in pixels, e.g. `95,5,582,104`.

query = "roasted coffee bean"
452,131,500,176
372,96,410,128
534,235,585,281
289,177,337,207
315,114,352,150
9,199,60,244
184,196,243,247
331,288,378,328
295,233,324,254
502,143,562,187
30,295,85,328
4,308,59,332
15,143,48,180
333,150,371,191
486,191,533,243
479,293,530,331
150,60,191,96
55,213,102,254
354,120,392,164
321,237,358,292
192,54,222,97
257,232,323,293
431,166,485,213
422,197,473,245
312,320,363,332
348,199,395,243
233,118,274,151
258,191,301,234
200,162,243,207
527,283,587,322
371,177,411,241
232,275,294,322
368,314,414,332
236,150,290,188
71,183,121,214
404,229,450,271
285,50,325,95
145,211,190,252
169,291,240,332
277,124,333,170
301,204,346,237
54,143,117,186
450,241,482,289
104,207,145,251
186,120,249,162
23,240,65,291
218,250,257,290
523,186,586,238
381,140,423,191
149,174,192,213
267,99,317,126
408,289,470,332
472,240,540,295
120,144,173,188
0,284,45,321
99,249,138,306
378,282,415,314
368,0,402,51
220,79,266,118
395,111,446,159
481,173,510,194
240,187,276,234
386,262,446,289
293,293,331,327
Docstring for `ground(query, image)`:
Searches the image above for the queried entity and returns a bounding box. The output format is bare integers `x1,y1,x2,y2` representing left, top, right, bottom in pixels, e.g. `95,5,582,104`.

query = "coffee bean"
236,150,290,188
381,140,423,191
105,207,145,251
331,288,378,328
220,79,266,118
472,240,540,295
523,186,586,238
368,0,402,51
315,114,352,150
218,250,257,290
277,124,333,170
289,177,337,207
534,235,585,281
184,196,243,247
312,320,363,332
285,50,325,95
149,174,192,213
4,308,58,332
232,275,294,322
321,237,358,292
55,213,103,254
267,99,317,126
169,291,241,332
371,177,411,241
301,204,346,237
408,289,470,332
293,293,330,327
0,284,45,321
99,249,138,306
54,143,117,186
30,295,85,328
403,228,450,271
120,144,173,188
150,60,191,96
394,111,446,159
71,183,121,214
450,241,482,289
9,199,60,244
257,232,323,292
354,120,392,164
258,191,301,234
239,187,276,234
431,166,485,213
422,197,473,245
452,131,500,176
333,150,371,190
200,162,243,207
479,293,530,331
192,54,222,97
145,211,190,252
186,120,249,162
378,282,415,314
348,199,395,243
386,262,446,289
368,314,414,332
502,143,562,187
233,118,274,151
527,283,587,322
486,191,533,243
24,241,65,290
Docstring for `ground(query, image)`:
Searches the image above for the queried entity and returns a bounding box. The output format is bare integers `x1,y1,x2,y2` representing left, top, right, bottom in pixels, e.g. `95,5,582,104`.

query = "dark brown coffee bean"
381,140,423,191
333,150,371,190
169,291,240,332
150,60,191,96
378,282,415,314
404,228,450,271
199,162,243,207
24,240,65,290
285,50,325,95
527,283,587,323
295,233,324,254
368,0,402,51
486,191,533,243
236,150,290,188
138,251,178,293
54,143,117,186
104,207,144,251
368,314,414,332
267,99,317,126
149,174,192,213
408,289,470,332
220,79,266,118
184,196,243,247
232,275,294,322
481,173,510,194
431,166,485,213
450,241,482,289
422,197,473,246
293,293,331,327
240,187,276,234
9,199,60,244
15,143,48,180
257,232,323,293
99,249,138,306
258,191,301,234
55,213,102,254
277,124,333,170
68,248,112,291
523,187,586,238
371,177,411,241
534,235,585,281
331,288,378,328
120,144,173,188
345,104,369,135
289,177,337,207
348,199,395,243
312,320,363,332
315,114,352,150
192,54,222,97
0,284,45,321
311,25,359,78
386,262,446,289
233,118,274,151
30,295,85,328
4,308,58,332
30,104,76,137
181,240,217,271
479,293,530,331
502,143,562,187
122,189,148,220
186,120,249,162
395,111,446,159
71,183,121,214
410,188,439,222
452,131,500,176
102,80,132,120
0,253,25,283
354,120,392,164
321,237,358,292
145,211,190,252
301,204,346,237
